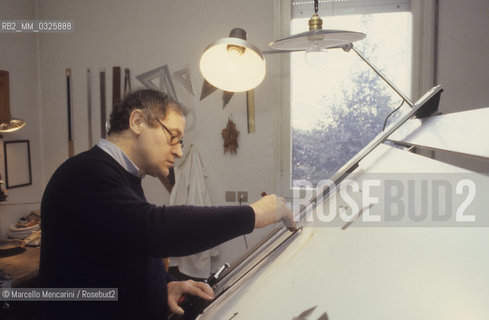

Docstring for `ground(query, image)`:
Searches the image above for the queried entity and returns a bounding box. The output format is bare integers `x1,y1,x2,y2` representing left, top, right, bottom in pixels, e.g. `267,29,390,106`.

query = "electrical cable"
382,100,405,131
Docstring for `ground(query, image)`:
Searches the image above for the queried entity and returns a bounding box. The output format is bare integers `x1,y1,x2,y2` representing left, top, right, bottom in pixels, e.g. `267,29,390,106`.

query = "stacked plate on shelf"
8,223,40,239
7,210,41,240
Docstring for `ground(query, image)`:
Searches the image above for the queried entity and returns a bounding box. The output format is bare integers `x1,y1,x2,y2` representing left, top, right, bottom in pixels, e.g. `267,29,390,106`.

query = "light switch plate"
225,191,236,202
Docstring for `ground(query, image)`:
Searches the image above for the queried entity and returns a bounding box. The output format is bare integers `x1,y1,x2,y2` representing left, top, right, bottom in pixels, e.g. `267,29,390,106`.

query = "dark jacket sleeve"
53,154,255,258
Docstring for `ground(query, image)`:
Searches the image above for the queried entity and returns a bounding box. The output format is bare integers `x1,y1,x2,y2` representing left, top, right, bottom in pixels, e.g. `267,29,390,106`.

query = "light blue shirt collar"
97,138,144,178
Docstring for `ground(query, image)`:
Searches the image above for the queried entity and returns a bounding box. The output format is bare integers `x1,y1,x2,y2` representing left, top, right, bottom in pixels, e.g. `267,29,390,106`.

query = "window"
273,0,437,194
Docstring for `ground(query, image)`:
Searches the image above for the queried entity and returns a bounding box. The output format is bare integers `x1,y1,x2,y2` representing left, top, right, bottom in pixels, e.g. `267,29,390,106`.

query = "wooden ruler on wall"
87,68,93,147
66,68,74,157
100,69,106,138
112,66,121,109
247,90,255,133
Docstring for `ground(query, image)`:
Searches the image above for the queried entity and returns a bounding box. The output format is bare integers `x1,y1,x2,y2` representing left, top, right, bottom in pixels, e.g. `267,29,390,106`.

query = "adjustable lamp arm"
342,43,414,107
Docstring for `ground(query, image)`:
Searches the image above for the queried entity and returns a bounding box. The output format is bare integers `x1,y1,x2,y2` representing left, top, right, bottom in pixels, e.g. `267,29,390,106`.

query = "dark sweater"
39,146,254,319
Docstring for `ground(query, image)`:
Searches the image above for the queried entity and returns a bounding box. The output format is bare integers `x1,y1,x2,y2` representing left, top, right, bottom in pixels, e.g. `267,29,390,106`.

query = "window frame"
272,0,437,197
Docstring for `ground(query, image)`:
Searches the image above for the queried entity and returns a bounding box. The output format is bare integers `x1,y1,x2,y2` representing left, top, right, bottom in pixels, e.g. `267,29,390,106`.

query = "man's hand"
250,194,297,231
167,280,214,315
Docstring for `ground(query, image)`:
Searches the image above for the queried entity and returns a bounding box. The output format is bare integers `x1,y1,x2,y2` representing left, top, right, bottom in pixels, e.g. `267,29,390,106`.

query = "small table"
0,247,40,287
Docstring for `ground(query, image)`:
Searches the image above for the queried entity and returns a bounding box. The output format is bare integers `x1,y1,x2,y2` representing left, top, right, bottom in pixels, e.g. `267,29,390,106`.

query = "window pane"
291,12,412,185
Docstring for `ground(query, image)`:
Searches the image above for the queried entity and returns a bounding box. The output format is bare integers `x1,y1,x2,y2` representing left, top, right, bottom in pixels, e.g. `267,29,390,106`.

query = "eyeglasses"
154,117,184,148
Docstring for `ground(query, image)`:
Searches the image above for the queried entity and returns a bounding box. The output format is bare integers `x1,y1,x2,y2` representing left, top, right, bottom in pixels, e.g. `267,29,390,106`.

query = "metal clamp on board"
168,263,230,320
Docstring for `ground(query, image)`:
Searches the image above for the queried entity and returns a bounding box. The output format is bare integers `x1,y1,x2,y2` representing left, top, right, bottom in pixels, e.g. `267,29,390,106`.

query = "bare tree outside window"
291,13,412,185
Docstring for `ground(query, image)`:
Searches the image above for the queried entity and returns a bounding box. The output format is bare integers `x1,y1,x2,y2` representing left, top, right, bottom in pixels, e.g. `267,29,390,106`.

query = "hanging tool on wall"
136,65,178,100
87,68,93,147
124,68,131,94
221,116,239,154
200,79,217,101
100,68,107,138
173,68,195,97
112,66,121,110
66,68,74,157
247,90,255,133
222,91,234,109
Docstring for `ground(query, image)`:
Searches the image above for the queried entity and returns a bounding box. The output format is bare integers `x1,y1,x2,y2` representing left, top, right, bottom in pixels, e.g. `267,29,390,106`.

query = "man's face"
134,108,185,178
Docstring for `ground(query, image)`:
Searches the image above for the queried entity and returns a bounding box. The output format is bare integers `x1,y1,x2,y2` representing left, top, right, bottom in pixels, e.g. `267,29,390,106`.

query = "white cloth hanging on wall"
169,144,218,278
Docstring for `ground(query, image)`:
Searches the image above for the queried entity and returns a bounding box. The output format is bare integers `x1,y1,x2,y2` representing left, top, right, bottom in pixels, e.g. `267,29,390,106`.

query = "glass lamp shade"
200,37,266,93
0,118,26,133
269,29,366,51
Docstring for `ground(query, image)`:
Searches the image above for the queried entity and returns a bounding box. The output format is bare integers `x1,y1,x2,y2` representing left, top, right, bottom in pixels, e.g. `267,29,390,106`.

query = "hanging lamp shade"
200,28,266,93
269,28,366,51
269,1,365,52
0,71,26,133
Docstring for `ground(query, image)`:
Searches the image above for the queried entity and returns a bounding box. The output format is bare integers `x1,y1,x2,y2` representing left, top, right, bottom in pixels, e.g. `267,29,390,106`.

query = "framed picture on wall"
4,140,32,189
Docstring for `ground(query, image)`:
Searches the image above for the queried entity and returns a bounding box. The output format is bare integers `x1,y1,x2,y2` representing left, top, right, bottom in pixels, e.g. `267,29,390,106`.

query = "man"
39,89,295,319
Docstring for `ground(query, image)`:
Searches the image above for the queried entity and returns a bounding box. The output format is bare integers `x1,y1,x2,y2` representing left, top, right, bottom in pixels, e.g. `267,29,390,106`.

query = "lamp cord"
0,201,41,206
382,100,405,131
314,0,318,14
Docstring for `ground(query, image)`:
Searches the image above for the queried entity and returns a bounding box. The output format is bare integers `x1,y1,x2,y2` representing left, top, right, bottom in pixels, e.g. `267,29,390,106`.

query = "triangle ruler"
173,68,195,97
136,65,178,100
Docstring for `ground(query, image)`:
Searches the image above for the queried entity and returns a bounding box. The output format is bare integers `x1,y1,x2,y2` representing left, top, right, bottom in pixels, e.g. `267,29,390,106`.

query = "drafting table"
195,89,489,320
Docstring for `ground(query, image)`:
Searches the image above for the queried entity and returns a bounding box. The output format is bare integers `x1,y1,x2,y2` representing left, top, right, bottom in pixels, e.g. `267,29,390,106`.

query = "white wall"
437,0,489,113
0,0,43,239
430,0,489,173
